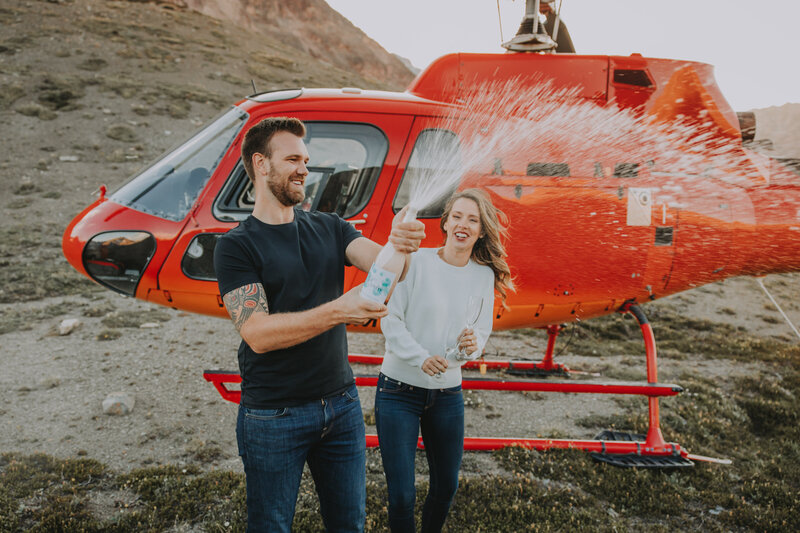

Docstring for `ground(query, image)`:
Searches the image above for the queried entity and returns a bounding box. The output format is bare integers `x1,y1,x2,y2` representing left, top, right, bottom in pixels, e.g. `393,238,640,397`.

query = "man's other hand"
336,284,388,324
389,206,425,254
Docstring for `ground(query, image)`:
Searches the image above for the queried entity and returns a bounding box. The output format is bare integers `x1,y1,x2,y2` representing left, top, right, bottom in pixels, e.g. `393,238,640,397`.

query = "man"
213,117,425,532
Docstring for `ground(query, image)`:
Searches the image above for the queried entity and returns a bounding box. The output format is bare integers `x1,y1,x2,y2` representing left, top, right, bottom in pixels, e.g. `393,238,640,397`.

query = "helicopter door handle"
348,219,367,226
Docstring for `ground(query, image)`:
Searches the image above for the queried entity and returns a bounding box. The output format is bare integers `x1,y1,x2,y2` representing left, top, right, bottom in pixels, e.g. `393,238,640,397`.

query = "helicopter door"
363,118,465,265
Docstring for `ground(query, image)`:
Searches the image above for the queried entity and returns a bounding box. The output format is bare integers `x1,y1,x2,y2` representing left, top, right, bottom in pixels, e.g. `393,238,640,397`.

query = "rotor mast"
502,0,559,53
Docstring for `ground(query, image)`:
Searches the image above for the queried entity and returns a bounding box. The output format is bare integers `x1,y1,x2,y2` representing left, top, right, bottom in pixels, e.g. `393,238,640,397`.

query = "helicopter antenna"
757,278,800,340
251,79,257,94
496,0,504,42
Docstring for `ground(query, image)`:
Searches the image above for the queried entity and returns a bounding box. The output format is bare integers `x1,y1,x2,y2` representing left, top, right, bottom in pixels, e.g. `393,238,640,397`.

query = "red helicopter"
62,0,800,467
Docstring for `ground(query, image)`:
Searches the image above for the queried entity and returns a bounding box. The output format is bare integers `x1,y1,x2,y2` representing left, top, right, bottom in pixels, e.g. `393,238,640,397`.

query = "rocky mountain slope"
753,102,800,158
0,0,412,306
165,0,415,88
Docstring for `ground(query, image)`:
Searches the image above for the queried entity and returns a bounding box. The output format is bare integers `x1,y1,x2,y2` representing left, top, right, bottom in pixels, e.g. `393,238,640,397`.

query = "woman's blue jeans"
374,373,464,533
236,383,366,533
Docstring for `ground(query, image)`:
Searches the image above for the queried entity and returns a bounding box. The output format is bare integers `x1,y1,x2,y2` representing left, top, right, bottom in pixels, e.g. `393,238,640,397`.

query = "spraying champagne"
360,206,419,304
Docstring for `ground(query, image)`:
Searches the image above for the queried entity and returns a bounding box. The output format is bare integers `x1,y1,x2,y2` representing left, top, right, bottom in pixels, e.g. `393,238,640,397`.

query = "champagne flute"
442,295,484,373
457,296,484,360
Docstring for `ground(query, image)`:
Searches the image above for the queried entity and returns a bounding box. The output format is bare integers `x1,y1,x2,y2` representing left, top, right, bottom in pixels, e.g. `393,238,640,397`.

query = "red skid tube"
349,353,558,372
202,371,682,404
366,434,687,456
201,305,727,466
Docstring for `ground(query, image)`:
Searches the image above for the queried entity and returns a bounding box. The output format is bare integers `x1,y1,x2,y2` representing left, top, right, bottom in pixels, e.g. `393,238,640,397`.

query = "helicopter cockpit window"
111,107,247,222
393,129,461,218
213,122,388,221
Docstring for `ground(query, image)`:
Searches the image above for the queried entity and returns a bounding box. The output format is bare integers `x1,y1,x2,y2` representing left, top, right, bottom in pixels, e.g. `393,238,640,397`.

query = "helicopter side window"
393,129,461,218
213,122,388,221
111,107,247,222
527,162,570,177
614,163,639,178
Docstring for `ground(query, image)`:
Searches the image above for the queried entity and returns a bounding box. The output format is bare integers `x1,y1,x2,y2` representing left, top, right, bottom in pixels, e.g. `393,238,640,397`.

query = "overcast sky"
325,0,799,111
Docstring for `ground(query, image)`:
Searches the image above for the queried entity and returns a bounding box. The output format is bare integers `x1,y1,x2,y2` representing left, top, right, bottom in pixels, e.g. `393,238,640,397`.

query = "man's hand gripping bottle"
360,207,418,304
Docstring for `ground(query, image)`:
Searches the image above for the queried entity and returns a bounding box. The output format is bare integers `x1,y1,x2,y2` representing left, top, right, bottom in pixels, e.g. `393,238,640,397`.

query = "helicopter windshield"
111,107,247,221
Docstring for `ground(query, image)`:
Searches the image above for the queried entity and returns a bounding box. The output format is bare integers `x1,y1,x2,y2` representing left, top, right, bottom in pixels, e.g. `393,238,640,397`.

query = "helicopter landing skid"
589,430,694,468
202,304,730,469
505,362,570,378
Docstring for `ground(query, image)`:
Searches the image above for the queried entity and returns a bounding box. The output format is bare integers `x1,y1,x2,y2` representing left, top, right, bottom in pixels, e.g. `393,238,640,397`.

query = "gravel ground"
1,272,797,475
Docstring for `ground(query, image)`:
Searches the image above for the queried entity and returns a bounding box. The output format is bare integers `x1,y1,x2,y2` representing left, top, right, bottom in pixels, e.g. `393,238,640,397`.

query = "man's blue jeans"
236,383,366,533
374,373,464,533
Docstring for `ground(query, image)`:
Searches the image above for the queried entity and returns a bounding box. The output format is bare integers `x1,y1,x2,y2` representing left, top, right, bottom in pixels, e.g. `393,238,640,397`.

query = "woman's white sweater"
380,247,495,389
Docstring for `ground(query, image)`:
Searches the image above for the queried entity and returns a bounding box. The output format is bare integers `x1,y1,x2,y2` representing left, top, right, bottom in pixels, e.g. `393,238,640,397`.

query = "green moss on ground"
497,357,800,533
567,306,798,363
3,331,797,531
0,225,97,305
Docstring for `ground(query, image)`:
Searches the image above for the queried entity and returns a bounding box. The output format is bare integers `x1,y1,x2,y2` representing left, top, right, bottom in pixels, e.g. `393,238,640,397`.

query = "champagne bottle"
360,207,418,304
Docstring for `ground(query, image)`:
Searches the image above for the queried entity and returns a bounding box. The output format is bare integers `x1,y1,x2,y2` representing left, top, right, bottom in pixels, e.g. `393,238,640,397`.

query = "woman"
375,188,513,532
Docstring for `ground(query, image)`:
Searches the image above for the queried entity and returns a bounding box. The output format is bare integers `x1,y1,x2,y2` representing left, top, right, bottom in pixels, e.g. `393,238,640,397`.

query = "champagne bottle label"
360,263,397,304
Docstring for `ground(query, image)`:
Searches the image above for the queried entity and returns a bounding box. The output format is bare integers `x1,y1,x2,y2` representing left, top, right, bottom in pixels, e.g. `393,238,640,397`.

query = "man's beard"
267,171,305,207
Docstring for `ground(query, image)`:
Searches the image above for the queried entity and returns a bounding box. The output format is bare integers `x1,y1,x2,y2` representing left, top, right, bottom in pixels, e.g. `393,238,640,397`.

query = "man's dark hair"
241,117,306,181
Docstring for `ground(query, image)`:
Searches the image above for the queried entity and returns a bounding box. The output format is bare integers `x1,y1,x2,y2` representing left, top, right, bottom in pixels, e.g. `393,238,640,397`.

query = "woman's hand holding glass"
455,328,479,359
444,296,484,364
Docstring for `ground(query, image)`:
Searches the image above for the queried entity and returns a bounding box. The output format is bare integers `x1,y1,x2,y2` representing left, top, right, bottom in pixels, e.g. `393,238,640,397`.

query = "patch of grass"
0,300,84,335
115,465,245,530
567,314,645,356
595,363,645,381
163,99,190,119
0,485,20,532
0,453,105,500
736,374,799,437
0,225,96,304
96,329,122,341
496,447,690,517
83,301,116,318
3,422,798,533
37,75,86,111
184,439,224,464
78,57,108,71
569,306,795,362
0,81,24,109
449,474,613,531
534,359,800,531
105,124,137,143
28,495,104,533
15,102,57,120
757,314,781,324
250,51,298,71
100,309,171,328
207,71,247,87
6,197,33,209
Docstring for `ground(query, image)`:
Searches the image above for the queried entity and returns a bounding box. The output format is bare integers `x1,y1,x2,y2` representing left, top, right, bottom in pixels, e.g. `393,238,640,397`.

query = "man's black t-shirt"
213,209,362,409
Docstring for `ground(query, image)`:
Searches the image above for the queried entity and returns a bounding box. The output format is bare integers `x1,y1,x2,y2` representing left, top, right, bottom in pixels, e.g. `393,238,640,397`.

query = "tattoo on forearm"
223,283,269,332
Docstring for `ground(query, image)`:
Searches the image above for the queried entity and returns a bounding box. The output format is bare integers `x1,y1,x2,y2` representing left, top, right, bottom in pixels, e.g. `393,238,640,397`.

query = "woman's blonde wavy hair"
440,188,514,305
